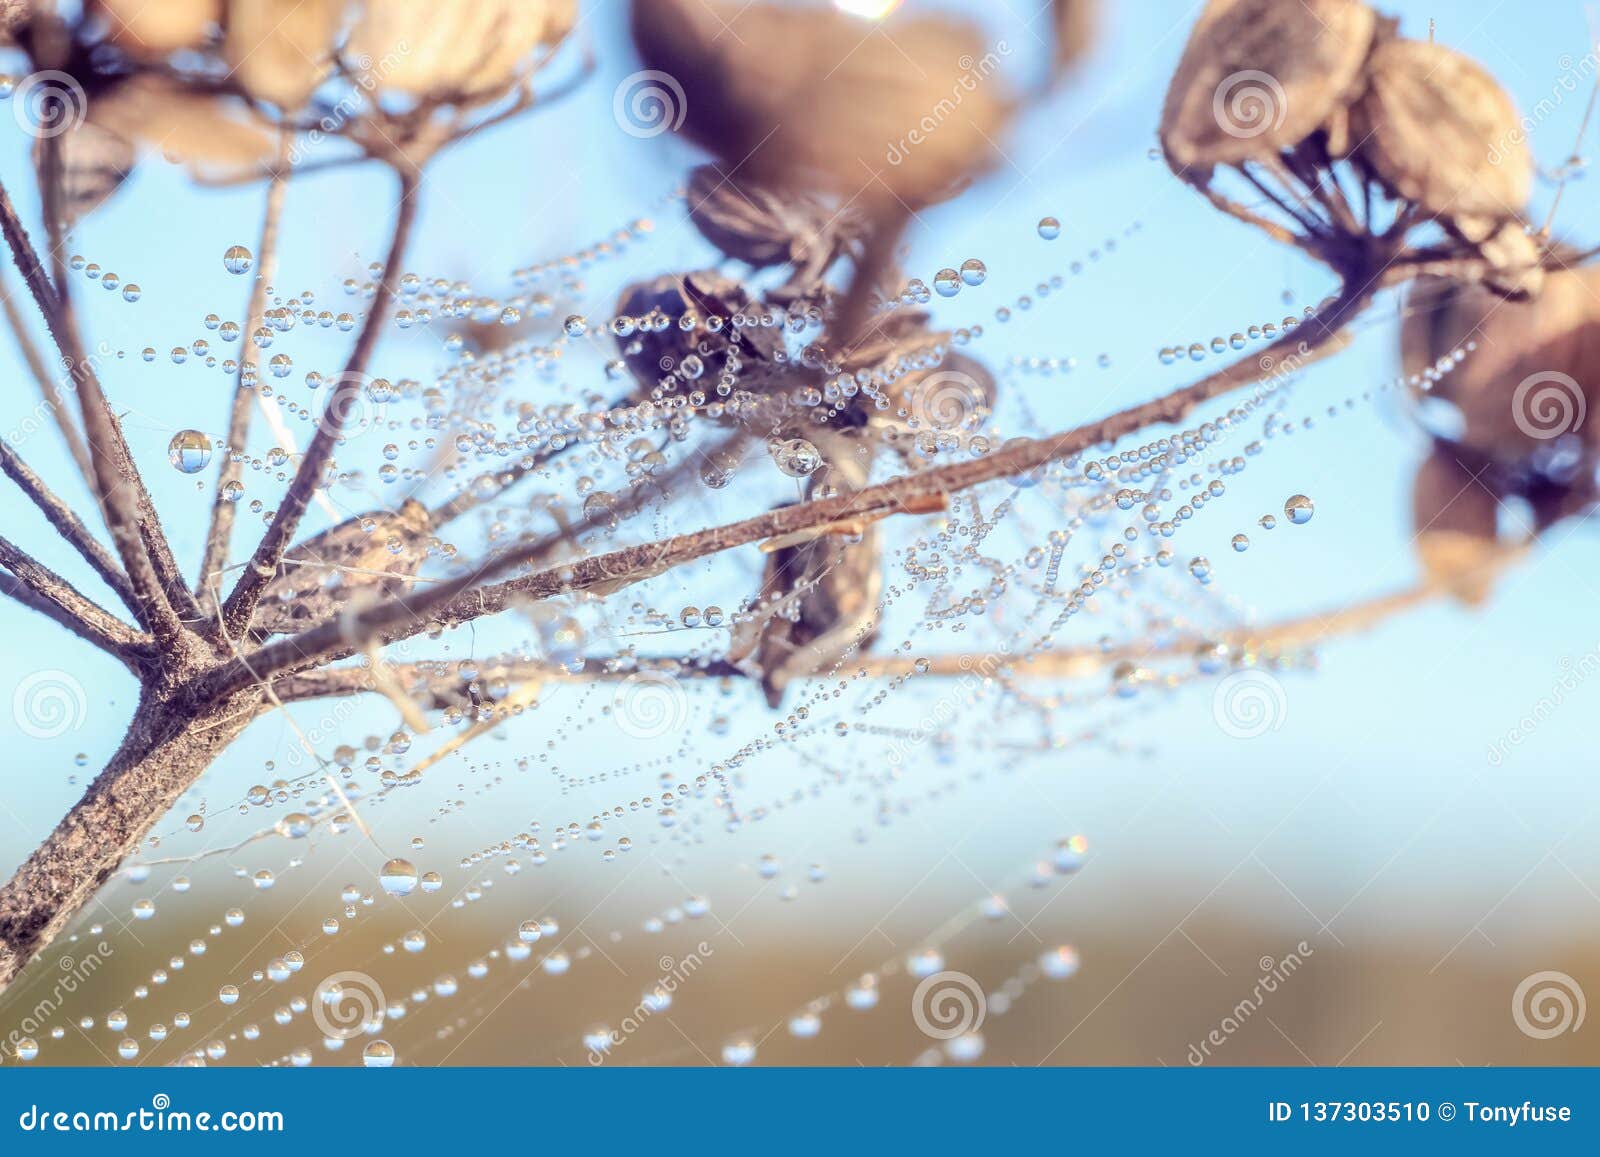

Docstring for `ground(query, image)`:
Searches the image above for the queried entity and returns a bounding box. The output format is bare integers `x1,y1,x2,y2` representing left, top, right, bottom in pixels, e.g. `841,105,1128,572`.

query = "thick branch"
218,165,421,638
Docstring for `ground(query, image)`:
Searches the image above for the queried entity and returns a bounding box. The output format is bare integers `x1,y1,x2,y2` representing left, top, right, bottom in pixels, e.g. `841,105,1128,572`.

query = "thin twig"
198,135,292,607
0,437,139,614
200,280,1384,698
218,165,422,639
0,265,95,490
0,534,144,658
0,174,190,644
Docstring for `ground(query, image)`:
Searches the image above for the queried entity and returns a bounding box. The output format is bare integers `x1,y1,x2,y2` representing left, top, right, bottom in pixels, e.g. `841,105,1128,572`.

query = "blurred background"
0,0,1597,1066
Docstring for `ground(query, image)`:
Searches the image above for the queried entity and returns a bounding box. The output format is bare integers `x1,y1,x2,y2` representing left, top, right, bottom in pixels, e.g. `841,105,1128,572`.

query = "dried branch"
217,165,422,639
199,279,1382,699
0,534,145,660
0,437,138,615
198,137,292,607
0,266,95,491
36,135,204,632
0,176,190,644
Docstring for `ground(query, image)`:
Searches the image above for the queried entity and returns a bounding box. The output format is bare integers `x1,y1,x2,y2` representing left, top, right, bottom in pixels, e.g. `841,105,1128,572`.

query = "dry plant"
0,0,1591,1019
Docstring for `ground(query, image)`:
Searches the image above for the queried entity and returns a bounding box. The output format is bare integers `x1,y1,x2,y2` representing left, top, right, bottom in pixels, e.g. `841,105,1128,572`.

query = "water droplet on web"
379,858,419,896
1284,494,1314,524
959,258,987,286
1037,216,1062,240
167,430,211,474
223,245,254,275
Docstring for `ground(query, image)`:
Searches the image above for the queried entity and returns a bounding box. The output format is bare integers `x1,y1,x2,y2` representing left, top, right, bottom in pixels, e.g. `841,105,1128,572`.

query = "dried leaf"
1402,262,1600,472
92,0,218,54
612,271,784,393
630,0,1012,206
1053,0,1096,73
253,500,434,635
1160,0,1376,172
1351,38,1532,226
38,121,136,226
345,0,574,102
1411,447,1506,606
223,0,342,110
88,75,280,183
729,437,881,707
686,165,861,270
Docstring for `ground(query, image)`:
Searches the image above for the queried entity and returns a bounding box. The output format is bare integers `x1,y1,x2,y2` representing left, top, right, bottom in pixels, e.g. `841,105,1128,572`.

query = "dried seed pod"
630,0,1011,206
38,122,135,227
1053,0,1097,75
1351,38,1532,230
92,0,219,55
686,165,862,271
729,438,882,707
1410,445,1506,606
223,0,342,110
345,0,575,103
878,351,997,447
1402,262,1600,472
612,271,784,393
88,76,280,184
1160,0,1376,172
252,500,434,635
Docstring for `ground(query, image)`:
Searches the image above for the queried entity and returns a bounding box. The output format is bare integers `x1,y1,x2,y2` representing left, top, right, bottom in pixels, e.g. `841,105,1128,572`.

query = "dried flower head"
252,499,435,635
1160,0,1376,172
630,0,1012,206
1350,39,1532,233
1160,0,1550,298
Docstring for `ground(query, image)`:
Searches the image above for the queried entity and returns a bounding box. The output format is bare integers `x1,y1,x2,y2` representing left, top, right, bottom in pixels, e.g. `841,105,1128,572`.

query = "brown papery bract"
631,0,1013,207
